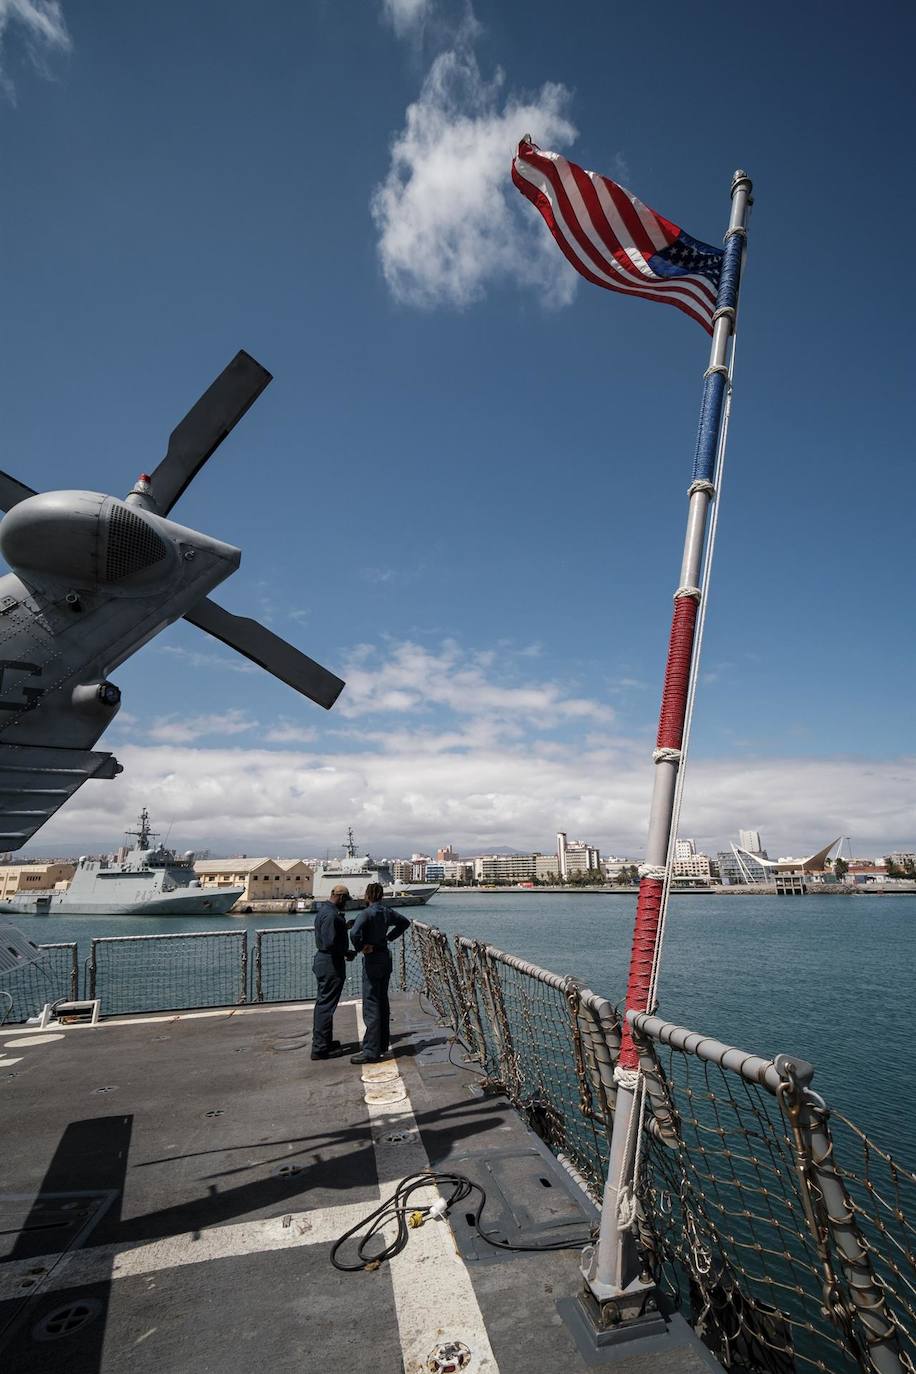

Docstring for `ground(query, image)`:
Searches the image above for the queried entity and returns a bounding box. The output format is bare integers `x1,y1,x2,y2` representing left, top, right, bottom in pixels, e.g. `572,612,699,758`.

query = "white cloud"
148,709,258,745
30,736,916,862
371,24,577,307
263,721,318,745
23,638,915,859
381,0,431,38
337,639,613,725
0,0,69,99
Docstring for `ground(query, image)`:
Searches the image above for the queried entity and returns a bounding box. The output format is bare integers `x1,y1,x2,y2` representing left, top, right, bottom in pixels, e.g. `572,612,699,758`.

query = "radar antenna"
344,827,356,859
125,808,158,851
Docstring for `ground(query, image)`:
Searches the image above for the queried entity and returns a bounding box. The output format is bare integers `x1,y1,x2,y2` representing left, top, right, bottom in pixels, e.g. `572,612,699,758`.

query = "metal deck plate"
444,1140,597,1264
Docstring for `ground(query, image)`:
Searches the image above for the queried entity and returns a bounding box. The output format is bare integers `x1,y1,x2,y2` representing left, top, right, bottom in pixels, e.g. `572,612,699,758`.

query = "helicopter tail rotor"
149,350,272,516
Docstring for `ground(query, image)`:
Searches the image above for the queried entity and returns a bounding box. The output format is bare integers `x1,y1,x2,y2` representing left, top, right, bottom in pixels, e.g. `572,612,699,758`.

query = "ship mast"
125,808,158,851
344,827,356,858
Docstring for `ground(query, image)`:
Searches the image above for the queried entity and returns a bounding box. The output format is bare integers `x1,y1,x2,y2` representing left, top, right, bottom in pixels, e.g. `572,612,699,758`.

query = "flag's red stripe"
517,147,716,315
568,162,655,282
521,146,632,288
602,174,659,262
511,162,714,334
514,152,716,326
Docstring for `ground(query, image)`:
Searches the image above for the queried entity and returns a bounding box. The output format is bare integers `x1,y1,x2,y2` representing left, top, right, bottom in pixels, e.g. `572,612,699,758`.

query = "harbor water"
11,890,915,1161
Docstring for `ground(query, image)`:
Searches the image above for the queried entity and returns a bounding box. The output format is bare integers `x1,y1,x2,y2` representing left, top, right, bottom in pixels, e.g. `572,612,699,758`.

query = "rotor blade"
0,472,38,513
185,598,345,710
151,351,272,515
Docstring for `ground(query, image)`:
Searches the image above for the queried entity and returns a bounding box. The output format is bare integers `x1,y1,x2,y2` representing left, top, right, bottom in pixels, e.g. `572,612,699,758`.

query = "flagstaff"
579,167,754,1336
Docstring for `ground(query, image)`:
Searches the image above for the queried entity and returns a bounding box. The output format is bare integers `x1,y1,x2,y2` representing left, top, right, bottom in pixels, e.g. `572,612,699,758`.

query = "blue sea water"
12,890,915,1160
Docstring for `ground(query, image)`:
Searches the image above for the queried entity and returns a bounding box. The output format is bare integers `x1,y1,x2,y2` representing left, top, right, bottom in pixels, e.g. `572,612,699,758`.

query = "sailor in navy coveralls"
348,883,411,1064
310,884,354,1059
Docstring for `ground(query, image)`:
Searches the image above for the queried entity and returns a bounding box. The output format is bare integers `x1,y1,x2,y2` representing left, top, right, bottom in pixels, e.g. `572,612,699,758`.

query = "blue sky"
2,0,914,857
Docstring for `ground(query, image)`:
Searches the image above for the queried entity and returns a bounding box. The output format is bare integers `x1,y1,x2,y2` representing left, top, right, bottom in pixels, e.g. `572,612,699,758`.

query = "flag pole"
581,168,753,1330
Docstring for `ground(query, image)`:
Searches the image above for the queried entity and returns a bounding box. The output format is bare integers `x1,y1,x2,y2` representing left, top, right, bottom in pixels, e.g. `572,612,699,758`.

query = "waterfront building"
390,860,414,883
441,860,473,884
739,829,763,854
195,857,312,902
534,853,561,882
473,854,536,884
672,853,713,885
0,861,76,899
675,839,696,860
425,861,445,881
556,832,601,879
436,845,458,862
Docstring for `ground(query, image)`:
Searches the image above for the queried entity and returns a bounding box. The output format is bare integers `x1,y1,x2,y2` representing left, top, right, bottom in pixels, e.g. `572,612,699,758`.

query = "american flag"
512,138,723,334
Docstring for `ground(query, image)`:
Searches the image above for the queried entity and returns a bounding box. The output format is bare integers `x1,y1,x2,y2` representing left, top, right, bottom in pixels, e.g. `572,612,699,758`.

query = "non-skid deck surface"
0,995,719,1372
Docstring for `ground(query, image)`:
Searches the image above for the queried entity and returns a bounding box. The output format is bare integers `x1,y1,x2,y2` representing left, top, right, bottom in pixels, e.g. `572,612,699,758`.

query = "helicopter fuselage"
0,489,241,751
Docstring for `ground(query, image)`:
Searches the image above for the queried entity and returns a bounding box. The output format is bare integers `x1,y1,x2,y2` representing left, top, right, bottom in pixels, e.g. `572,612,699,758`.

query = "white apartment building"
534,853,561,881
473,854,536,884
672,853,713,884
556,832,601,879
674,839,696,860
739,829,763,854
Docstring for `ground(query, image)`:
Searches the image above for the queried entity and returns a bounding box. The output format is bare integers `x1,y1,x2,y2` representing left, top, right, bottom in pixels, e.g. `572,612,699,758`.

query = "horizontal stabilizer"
151,351,272,515
185,598,345,711
0,472,38,514
0,744,122,851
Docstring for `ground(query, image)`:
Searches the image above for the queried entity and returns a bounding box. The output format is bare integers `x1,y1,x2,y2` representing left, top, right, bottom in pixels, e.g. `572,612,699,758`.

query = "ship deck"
1,992,720,1373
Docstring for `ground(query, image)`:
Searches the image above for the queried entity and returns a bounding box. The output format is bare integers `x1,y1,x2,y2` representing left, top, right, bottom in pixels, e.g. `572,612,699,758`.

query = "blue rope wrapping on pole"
691,232,743,482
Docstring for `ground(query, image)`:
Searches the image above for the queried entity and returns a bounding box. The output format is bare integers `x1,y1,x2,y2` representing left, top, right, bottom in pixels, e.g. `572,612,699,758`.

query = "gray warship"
309,828,439,909
0,810,243,917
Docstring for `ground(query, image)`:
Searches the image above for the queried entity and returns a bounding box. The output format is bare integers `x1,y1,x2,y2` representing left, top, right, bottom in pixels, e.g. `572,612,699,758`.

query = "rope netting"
635,1038,863,1373
0,943,78,1024
826,1112,916,1371
88,931,248,1015
253,926,361,1003
403,921,915,1374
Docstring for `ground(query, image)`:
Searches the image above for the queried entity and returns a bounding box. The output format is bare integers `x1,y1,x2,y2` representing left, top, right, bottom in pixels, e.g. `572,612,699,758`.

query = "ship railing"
403,921,916,1374
86,930,249,1016
0,942,79,1025
251,926,360,1004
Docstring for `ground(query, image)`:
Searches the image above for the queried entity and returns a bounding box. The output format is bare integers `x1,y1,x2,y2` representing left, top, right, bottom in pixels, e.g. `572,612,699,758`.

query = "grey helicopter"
0,350,344,851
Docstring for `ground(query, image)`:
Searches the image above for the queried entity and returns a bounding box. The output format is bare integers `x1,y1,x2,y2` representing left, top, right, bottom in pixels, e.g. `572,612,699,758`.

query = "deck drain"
92,1085,118,1094
2,1072,17,1080
33,1298,103,1341
381,1130,414,1144
204,1109,224,1118
272,1164,303,1178
427,1340,471,1372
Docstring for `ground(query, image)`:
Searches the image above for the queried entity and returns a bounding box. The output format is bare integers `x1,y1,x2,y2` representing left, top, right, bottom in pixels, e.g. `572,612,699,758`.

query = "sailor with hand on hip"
348,883,410,1064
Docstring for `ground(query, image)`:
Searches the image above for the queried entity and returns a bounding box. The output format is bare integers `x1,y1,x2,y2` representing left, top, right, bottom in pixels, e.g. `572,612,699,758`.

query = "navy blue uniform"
312,901,350,1054
349,902,411,1059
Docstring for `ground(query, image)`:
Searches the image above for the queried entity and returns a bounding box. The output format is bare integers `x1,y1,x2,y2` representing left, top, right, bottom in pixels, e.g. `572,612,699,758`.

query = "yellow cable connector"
408,1210,425,1229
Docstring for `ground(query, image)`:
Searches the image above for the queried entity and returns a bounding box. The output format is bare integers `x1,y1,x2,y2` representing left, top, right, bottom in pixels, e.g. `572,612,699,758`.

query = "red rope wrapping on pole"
618,877,664,1069
656,596,698,751
619,595,699,1069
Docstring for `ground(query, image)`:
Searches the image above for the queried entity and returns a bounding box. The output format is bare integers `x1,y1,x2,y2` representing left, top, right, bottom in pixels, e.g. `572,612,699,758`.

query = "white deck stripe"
0,1201,377,1300
355,1004,499,1373
1,1001,498,1371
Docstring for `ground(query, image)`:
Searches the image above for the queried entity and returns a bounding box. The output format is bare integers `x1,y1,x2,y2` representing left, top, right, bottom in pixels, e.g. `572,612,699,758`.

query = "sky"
1,0,914,860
